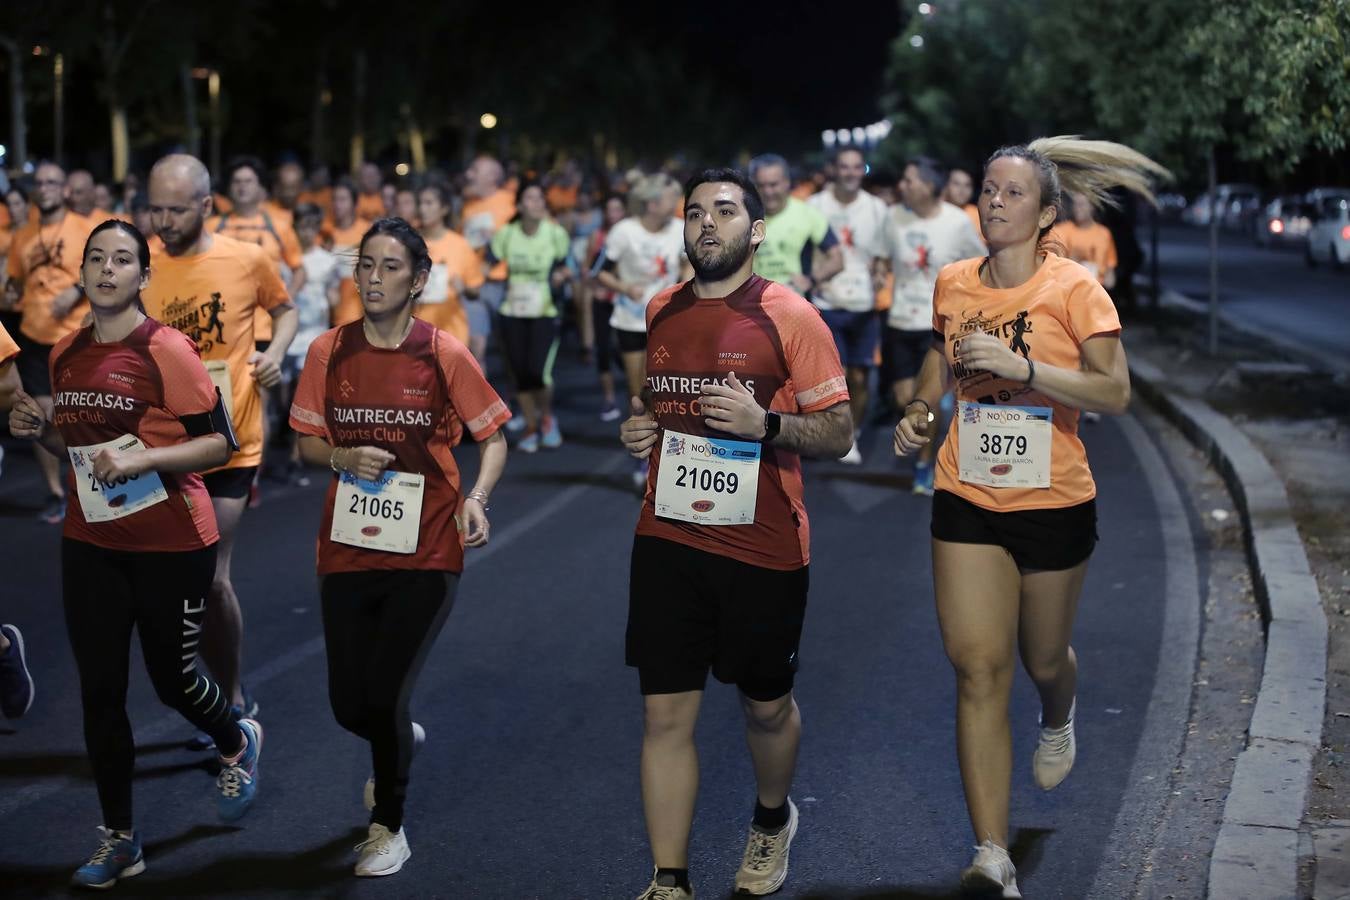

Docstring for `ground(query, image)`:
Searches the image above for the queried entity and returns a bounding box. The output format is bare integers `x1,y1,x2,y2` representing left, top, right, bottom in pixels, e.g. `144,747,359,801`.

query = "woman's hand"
334,445,396,481
91,445,148,482
462,497,489,547
893,404,933,456
8,390,48,440
954,332,1030,383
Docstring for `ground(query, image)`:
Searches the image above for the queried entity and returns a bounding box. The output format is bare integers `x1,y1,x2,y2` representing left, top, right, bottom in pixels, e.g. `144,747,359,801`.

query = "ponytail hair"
987,135,1172,212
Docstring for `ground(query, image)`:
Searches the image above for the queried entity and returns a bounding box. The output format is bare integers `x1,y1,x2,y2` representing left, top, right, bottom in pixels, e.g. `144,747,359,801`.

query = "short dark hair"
225,155,266,184
332,177,358,206
906,156,947,193
293,202,323,225
682,168,765,223
359,217,432,280
4,181,29,204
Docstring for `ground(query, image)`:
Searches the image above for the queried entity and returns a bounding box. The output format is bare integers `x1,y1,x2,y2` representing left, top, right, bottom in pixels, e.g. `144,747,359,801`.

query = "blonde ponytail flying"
1025,135,1172,209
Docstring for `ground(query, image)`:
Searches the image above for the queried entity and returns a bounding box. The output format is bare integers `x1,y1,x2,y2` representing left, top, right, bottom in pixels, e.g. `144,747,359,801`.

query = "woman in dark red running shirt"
290,217,509,878
8,219,262,889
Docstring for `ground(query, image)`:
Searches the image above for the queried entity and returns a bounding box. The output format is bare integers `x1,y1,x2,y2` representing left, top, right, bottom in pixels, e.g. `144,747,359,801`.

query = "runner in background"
395,187,420,229
943,166,984,242
144,153,298,745
0,182,31,342
93,183,117,217
459,155,516,367
416,182,484,347
7,161,95,524
620,168,852,900
67,170,115,225
268,161,307,222
893,136,1165,898
327,179,374,327
0,317,34,723
1059,192,1118,289
585,193,628,423
290,218,509,878
807,147,889,464
281,202,342,485
209,156,307,492
300,165,334,218
487,182,571,452
8,220,263,888
595,174,690,488
879,156,985,495
749,153,843,296
568,185,604,365
356,162,387,222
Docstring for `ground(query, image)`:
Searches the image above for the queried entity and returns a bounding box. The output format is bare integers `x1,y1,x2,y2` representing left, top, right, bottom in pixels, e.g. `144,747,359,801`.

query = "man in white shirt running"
807,148,888,464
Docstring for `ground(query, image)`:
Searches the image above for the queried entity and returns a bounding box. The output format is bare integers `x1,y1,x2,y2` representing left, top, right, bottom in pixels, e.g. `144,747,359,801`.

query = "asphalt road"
0,345,1198,899
1148,222,1350,373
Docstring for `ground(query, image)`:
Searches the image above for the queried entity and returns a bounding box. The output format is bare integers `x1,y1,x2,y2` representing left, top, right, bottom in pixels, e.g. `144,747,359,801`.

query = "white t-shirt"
806,188,888,312
604,217,686,333
289,246,342,359
882,202,986,331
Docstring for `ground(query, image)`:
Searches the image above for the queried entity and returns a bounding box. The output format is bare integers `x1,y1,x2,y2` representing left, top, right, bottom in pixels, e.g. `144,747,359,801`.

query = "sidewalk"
1124,304,1349,899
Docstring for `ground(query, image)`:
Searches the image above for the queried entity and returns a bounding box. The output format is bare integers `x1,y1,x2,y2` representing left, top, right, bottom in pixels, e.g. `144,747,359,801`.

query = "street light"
910,34,925,48
394,162,410,177
918,2,933,14
480,112,498,130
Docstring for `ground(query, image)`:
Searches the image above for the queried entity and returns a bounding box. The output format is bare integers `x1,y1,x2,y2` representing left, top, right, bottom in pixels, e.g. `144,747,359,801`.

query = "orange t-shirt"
7,212,95,345
50,318,220,551
546,183,579,215
415,230,486,345
791,182,818,201
356,192,385,222
208,209,303,343
142,234,290,470
289,319,510,575
1058,221,1118,284
932,254,1122,512
459,189,515,281
636,276,850,571
963,204,984,243
0,319,18,363
324,218,372,326
298,188,333,217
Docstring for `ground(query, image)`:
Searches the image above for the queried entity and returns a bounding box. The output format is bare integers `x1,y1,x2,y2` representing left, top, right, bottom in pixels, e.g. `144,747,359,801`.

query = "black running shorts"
626,535,808,701
930,489,1098,571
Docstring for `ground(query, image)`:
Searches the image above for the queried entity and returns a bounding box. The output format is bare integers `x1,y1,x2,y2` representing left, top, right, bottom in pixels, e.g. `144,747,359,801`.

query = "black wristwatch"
761,411,781,443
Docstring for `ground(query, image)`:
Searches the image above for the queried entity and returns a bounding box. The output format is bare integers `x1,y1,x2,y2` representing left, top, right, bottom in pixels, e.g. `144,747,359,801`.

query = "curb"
1130,356,1328,899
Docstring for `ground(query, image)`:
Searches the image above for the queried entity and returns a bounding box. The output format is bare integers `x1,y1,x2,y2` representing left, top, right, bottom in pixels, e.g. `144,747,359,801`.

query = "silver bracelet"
465,490,490,511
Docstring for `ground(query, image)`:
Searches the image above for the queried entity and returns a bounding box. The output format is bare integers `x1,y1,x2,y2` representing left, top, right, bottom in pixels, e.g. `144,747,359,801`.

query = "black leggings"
62,539,242,832
591,299,621,374
321,570,458,832
498,314,560,391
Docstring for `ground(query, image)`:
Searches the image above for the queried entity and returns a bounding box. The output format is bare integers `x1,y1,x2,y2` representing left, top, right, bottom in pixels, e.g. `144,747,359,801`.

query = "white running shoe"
839,441,863,465
960,839,1021,898
364,722,425,811
733,798,798,895
635,870,695,899
354,823,410,877
1033,699,1076,790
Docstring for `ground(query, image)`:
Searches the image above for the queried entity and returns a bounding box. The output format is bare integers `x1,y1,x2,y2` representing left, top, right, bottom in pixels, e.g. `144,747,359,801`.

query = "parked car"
1156,192,1188,222
1305,195,1350,269
1182,183,1261,228
1254,195,1312,247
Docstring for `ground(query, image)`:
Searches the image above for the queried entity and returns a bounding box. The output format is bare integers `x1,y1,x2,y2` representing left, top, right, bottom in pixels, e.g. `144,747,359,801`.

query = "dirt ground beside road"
1124,307,1350,896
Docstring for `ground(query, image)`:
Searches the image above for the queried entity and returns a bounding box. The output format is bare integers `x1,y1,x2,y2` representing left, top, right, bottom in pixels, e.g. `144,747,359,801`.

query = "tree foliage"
879,0,1350,181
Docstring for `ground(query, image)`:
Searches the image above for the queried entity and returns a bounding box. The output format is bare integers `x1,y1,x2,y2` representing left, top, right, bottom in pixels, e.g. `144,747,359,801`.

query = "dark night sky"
1,0,905,175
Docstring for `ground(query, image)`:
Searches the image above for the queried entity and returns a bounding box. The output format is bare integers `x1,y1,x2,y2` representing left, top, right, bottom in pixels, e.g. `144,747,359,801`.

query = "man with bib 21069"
620,168,852,900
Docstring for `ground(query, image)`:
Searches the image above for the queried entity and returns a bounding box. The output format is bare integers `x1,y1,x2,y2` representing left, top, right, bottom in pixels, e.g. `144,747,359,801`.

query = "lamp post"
208,69,221,179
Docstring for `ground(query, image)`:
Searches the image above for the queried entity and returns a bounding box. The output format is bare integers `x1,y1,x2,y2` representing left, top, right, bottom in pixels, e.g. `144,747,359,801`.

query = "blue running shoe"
71,827,145,889
540,415,563,449
187,687,255,751
0,624,34,719
217,718,263,822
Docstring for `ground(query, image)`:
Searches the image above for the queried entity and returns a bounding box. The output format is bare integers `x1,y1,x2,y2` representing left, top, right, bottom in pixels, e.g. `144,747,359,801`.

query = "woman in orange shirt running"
894,137,1167,898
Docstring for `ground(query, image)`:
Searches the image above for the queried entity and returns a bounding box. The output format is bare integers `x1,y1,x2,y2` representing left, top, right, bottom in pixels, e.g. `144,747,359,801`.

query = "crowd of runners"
0,134,1162,897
